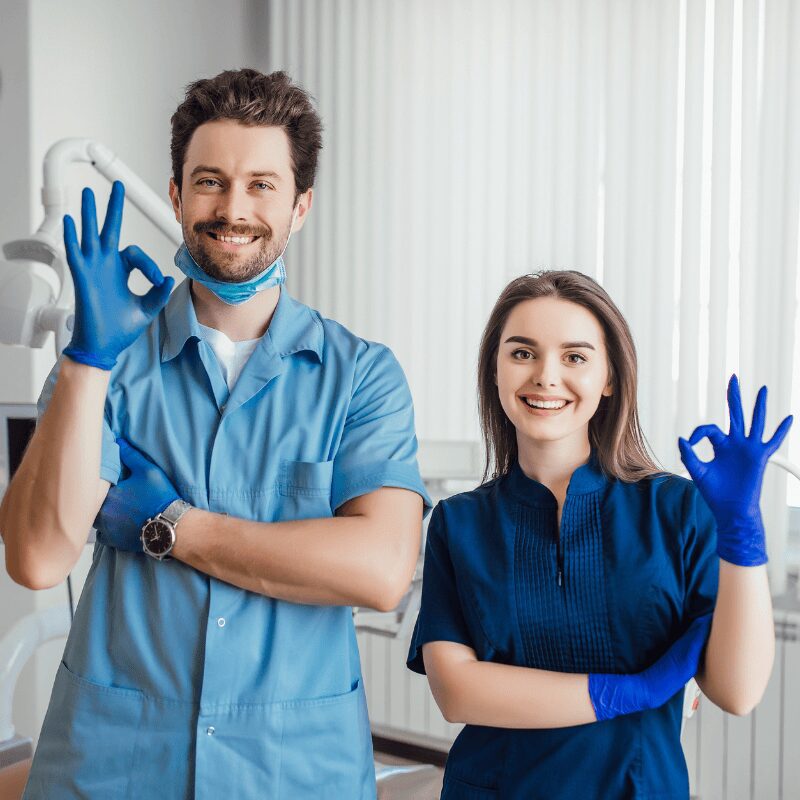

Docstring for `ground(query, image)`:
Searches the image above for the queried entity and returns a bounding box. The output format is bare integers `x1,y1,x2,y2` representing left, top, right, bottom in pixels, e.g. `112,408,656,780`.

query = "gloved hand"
94,438,180,551
678,374,793,566
588,614,712,721
62,181,174,370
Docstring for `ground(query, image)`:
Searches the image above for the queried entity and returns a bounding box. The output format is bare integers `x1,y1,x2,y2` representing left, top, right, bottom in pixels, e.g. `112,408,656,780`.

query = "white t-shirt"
198,323,261,391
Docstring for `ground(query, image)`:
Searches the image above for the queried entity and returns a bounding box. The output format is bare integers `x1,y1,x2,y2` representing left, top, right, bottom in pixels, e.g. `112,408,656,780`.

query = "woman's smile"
518,394,573,415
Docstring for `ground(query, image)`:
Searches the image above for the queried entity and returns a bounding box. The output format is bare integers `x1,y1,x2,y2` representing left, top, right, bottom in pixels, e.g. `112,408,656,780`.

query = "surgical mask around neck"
175,207,298,306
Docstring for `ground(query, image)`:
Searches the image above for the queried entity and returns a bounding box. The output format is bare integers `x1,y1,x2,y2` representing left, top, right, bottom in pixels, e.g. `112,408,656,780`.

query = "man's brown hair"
170,69,323,200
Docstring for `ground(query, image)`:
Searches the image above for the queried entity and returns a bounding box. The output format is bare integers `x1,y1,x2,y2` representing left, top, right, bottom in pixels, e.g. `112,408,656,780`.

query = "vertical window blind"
263,0,800,593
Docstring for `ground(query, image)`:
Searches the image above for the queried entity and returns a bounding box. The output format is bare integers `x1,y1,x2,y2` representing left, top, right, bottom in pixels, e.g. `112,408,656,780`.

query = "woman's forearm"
424,642,596,728
696,561,774,715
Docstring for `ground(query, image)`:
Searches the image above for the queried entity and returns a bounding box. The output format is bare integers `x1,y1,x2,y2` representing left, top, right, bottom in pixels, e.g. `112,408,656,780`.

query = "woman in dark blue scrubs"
408,271,789,799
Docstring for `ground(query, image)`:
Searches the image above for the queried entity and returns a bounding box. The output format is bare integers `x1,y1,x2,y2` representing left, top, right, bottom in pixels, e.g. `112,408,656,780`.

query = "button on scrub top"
407,457,718,800
26,279,431,800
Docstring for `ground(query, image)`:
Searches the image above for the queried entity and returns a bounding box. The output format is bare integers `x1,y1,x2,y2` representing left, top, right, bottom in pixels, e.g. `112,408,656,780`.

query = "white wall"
28,0,267,287
0,0,266,743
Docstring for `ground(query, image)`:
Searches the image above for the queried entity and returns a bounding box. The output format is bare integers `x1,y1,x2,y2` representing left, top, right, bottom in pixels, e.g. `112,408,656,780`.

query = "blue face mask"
174,209,297,306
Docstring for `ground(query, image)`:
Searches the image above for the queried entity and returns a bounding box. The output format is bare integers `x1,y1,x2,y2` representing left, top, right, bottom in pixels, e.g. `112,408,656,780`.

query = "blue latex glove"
94,438,180,552
678,375,793,566
588,614,712,721
62,181,174,370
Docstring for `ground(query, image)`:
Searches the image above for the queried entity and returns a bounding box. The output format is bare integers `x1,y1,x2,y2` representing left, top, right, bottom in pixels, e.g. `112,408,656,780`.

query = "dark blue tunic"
407,456,718,800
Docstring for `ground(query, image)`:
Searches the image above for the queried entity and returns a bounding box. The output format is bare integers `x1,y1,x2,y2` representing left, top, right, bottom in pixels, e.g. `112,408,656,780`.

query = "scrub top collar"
503,449,607,507
160,278,324,364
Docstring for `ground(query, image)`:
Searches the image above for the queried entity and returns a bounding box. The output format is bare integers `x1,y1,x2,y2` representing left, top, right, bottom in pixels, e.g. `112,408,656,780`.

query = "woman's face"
496,296,613,452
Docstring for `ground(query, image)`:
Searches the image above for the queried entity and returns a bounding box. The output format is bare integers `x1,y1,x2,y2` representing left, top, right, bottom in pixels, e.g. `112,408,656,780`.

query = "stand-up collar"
503,450,608,507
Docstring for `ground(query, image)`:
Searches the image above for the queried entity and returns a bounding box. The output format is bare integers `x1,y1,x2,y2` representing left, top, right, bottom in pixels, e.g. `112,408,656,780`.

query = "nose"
214,183,250,224
531,354,559,387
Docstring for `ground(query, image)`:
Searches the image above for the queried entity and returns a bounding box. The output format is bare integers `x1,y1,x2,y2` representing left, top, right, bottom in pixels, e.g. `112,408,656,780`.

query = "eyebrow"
189,165,282,181
504,336,596,351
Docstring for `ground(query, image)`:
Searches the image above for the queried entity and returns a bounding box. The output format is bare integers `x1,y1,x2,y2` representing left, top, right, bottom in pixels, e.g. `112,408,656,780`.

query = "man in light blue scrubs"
0,69,430,799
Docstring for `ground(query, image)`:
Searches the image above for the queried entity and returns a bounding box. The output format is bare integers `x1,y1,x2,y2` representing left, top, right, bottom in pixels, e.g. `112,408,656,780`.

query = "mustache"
193,220,272,238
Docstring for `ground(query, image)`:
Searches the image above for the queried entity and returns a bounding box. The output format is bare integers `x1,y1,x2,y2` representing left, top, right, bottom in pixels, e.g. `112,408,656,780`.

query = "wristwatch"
141,499,192,561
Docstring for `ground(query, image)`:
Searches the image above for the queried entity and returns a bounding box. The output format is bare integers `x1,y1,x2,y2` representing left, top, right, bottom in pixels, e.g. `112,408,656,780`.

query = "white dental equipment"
0,138,181,365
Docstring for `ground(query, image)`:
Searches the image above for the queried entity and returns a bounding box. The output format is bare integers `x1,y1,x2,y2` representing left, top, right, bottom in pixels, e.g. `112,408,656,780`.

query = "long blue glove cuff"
589,613,712,721
62,345,117,371
713,508,767,567
588,673,644,722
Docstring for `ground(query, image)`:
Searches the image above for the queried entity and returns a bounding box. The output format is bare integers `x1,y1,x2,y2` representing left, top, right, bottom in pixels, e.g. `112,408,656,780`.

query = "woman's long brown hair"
477,270,662,483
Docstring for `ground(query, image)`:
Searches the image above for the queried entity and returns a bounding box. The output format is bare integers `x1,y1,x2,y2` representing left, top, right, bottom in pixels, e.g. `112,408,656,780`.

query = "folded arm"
96,437,424,610
423,641,594,728
420,613,711,729
172,487,423,610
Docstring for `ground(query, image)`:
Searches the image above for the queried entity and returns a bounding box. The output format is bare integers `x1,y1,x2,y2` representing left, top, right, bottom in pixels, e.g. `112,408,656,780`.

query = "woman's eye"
512,349,533,360
566,353,587,364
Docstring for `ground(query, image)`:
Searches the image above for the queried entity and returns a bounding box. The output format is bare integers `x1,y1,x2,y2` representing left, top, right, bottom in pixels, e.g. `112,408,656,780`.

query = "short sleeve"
331,343,431,514
406,502,475,675
37,355,121,485
681,482,719,622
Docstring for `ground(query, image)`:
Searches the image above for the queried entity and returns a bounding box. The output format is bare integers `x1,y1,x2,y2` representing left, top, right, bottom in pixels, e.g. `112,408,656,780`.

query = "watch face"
142,519,174,556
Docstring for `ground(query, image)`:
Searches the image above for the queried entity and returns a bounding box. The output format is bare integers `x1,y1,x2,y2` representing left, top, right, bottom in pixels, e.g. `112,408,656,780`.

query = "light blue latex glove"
678,375,793,566
94,438,180,552
588,614,712,721
62,181,174,370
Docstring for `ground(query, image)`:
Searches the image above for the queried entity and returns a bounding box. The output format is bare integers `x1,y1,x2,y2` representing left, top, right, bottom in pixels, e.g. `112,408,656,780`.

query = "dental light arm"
0,138,181,353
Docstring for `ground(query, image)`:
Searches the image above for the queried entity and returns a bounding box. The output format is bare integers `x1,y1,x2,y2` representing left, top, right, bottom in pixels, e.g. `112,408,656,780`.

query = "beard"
182,214,292,283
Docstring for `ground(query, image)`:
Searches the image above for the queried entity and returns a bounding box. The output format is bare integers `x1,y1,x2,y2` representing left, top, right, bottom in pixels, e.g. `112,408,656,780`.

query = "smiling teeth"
218,235,255,244
524,399,567,409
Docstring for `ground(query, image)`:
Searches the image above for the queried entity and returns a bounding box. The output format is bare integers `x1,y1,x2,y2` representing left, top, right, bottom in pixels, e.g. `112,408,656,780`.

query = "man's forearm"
171,490,422,609
0,359,110,588
696,561,774,715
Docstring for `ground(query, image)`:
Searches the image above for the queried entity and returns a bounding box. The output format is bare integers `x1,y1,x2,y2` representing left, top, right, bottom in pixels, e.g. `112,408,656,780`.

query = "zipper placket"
556,507,565,587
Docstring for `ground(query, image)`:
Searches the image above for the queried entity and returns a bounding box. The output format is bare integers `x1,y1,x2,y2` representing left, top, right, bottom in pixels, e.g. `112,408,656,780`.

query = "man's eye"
198,179,220,187
253,182,273,191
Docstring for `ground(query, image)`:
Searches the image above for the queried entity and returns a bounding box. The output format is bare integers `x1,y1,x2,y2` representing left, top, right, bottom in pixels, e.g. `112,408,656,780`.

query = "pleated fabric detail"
514,493,615,673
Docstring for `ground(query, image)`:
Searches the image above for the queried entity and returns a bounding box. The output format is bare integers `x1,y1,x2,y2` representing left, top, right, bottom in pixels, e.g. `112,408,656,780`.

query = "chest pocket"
277,459,334,520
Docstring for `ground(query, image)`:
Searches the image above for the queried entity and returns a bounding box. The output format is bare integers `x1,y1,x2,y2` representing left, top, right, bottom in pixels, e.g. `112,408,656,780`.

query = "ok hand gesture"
62,181,174,370
678,375,793,566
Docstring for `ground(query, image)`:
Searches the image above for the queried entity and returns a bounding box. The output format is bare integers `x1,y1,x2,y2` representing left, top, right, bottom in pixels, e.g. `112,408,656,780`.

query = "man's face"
169,119,311,283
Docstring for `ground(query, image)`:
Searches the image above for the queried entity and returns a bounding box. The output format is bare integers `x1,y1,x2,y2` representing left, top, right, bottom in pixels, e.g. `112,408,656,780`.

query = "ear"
169,178,182,224
291,188,314,233
602,380,614,397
